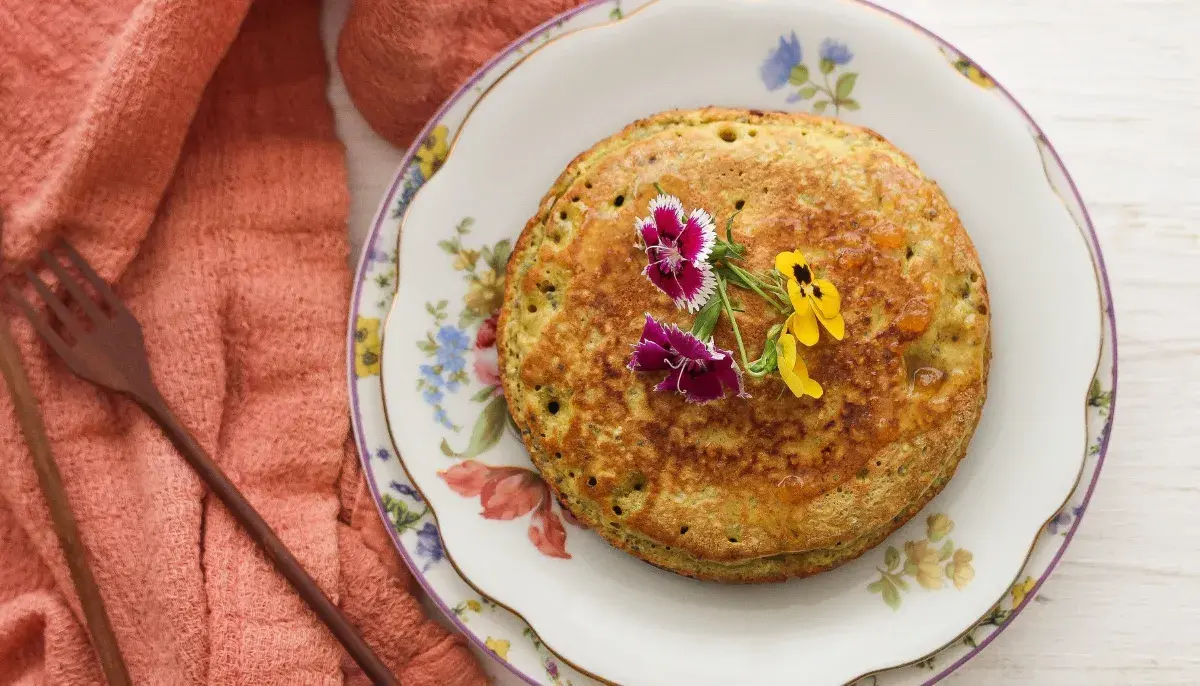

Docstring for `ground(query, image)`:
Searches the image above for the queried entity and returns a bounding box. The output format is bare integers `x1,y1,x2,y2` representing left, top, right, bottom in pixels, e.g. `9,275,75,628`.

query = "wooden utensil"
0,312,131,686
6,241,398,686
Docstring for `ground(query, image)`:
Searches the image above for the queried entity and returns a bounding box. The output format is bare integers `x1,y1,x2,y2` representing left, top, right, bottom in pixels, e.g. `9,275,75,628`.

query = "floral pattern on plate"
349,1,1116,684
761,32,860,114
439,460,572,559
353,316,382,378
407,214,575,559
938,46,997,89
868,514,975,610
409,217,506,433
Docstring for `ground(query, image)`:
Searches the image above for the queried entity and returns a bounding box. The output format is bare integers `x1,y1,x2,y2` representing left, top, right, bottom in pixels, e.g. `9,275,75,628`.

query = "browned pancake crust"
498,108,990,582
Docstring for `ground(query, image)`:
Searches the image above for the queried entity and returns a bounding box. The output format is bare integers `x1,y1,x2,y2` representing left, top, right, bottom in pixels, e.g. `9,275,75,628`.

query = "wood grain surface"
321,0,1200,682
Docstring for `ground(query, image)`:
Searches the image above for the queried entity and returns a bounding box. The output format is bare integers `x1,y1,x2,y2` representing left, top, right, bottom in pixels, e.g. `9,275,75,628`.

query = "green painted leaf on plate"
882,579,902,610
835,72,858,99
382,494,426,534
470,385,498,403
489,239,513,271
884,546,900,570
788,64,810,86
442,394,509,459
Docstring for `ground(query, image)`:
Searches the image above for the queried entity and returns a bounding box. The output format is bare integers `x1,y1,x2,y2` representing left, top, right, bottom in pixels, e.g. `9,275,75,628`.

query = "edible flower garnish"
628,314,746,404
629,190,847,402
776,332,824,399
636,194,717,313
776,249,844,345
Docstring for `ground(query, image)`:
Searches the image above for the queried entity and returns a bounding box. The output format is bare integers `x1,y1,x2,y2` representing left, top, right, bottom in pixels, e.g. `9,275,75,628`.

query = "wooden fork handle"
0,318,131,686
135,391,398,686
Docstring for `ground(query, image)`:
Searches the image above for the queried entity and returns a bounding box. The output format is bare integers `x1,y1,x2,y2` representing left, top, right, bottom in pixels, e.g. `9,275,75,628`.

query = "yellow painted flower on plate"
417,125,450,179
1011,575,1036,608
776,332,823,399
775,250,844,345
949,549,975,590
466,268,503,316
453,248,480,271
904,539,944,590
485,637,511,661
466,599,482,613
954,59,996,88
927,513,954,542
354,316,381,378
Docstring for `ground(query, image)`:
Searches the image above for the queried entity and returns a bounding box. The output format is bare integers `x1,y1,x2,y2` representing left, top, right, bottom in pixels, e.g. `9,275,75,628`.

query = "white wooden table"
321,0,1200,682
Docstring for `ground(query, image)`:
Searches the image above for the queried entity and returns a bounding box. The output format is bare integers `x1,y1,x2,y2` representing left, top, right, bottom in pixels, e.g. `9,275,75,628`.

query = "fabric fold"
0,0,488,682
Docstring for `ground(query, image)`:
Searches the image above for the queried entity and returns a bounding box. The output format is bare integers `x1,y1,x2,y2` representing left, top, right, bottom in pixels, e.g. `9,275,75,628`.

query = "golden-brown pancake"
498,108,989,582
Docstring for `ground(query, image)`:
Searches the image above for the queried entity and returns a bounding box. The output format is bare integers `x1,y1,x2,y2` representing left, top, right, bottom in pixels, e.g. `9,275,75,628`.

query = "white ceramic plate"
351,1,1116,684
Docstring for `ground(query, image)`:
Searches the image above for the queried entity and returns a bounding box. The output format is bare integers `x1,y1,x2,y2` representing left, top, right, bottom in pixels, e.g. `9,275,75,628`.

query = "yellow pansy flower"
485,637,511,661
776,332,823,399
775,250,844,346
354,317,381,378
416,125,450,180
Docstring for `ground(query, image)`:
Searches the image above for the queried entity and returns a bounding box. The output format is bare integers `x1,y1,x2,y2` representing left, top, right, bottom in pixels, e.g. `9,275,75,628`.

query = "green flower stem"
716,275,750,369
801,75,841,115
820,71,841,115
766,272,792,301
727,264,789,312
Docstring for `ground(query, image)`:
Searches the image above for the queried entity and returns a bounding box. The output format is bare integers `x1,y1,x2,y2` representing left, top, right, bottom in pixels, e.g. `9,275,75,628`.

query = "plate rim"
350,1,1119,684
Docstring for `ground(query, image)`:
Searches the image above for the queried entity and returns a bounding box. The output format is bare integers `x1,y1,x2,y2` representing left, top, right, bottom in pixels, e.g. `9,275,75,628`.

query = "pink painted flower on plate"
438,460,572,559
529,497,570,559
628,314,746,403
474,313,498,349
473,348,501,387
480,469,542,520
557,503,584,528
439,459,493,496
637,194,717,312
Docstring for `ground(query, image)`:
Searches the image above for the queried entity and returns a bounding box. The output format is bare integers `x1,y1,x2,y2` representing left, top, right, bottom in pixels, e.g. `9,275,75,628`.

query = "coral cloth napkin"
0,0,581,682
338,0,587,148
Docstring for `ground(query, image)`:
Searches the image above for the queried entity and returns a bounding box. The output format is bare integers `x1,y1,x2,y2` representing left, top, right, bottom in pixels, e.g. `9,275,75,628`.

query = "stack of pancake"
497,108,989,583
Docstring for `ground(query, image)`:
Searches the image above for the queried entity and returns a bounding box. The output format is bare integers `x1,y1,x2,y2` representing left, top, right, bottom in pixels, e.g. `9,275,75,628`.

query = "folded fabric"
338,0,590,148
0,0,504,682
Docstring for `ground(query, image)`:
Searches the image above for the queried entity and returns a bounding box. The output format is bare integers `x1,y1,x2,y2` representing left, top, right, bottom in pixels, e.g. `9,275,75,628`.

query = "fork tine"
23,269,87,340
40,251,106,323
57,242,125,314
6,285,74,360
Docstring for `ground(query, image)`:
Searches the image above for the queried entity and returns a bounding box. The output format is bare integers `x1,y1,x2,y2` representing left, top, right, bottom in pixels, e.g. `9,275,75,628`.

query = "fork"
7,242,398,686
